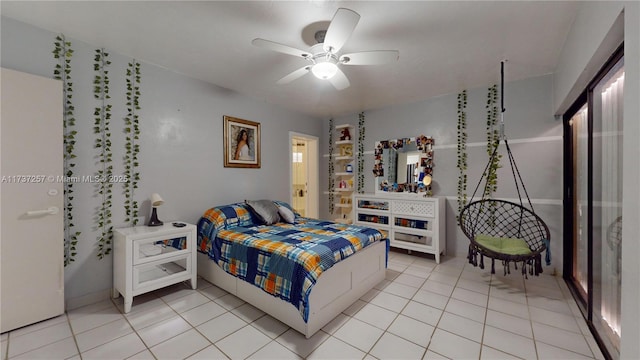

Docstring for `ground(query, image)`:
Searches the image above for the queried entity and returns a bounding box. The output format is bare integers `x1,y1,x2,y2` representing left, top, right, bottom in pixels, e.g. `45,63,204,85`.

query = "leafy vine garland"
484,84,501,199
53,35,80,266
94,48,114,259
456,90,468,224
328,118,335,214
357,112,365,194
124,60,141,226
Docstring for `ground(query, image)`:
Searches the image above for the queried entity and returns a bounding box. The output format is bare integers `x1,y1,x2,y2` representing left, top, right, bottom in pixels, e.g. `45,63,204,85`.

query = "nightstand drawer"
133,235,189,265
133,254,191,291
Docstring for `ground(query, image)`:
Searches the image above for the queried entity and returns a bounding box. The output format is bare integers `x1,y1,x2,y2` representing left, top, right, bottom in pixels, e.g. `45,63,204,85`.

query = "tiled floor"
1,251,605,359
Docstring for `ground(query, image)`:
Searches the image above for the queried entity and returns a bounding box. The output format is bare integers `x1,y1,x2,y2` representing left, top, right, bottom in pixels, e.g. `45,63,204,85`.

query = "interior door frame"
289,132,319,219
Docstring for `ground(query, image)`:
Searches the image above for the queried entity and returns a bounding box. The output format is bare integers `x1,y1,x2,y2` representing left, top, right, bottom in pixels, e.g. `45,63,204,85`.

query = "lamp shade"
150,193,164,207
311,61,338,80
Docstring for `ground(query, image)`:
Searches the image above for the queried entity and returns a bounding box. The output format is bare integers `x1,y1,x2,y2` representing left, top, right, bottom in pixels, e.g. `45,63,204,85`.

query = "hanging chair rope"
459,61,551,277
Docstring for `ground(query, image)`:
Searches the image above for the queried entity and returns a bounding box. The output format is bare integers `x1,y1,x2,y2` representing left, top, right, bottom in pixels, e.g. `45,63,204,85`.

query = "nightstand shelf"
112,223,197,313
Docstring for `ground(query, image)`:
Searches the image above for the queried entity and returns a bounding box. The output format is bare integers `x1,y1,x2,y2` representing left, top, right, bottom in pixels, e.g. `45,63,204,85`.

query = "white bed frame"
197,240,387,338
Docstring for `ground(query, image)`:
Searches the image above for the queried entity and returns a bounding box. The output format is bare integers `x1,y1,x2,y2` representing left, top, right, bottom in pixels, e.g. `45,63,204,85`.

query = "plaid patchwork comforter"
197,203,387,322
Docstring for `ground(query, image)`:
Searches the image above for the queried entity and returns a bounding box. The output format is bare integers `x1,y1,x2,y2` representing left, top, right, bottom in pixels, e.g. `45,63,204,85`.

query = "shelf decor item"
223,116,261,168
148,193,164,227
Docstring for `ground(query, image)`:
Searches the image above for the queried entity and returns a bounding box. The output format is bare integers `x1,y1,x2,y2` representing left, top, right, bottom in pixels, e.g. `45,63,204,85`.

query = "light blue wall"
320,74,564,269
1,16,322,305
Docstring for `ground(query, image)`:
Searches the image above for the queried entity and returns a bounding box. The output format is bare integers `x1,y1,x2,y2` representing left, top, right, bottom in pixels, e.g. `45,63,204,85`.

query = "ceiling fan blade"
328,67,350,90
252,38,312,59
276,66,312,85
339,50,399,65
323,8,360,53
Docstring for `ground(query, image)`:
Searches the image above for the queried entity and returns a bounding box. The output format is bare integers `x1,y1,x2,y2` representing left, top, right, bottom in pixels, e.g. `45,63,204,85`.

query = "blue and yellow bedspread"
197,204,387,322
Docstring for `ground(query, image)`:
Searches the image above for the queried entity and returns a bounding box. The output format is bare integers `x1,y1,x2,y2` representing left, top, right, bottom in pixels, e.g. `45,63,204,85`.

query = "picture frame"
223,115,261,168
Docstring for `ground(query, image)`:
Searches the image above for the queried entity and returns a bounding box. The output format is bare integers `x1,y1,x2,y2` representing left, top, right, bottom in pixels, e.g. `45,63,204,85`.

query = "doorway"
563,47,624,359
289,132,319,218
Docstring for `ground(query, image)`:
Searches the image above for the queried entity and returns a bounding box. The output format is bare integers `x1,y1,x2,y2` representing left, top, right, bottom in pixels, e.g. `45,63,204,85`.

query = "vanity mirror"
373,135,434,193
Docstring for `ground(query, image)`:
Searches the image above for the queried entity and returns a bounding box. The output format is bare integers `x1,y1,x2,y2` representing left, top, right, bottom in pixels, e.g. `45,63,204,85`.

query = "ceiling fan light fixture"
311,61,338,80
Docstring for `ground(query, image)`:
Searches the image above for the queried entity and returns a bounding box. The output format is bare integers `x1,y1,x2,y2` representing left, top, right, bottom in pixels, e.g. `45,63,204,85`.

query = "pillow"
245,200,281,225
277,205,295,224
475,234,532,255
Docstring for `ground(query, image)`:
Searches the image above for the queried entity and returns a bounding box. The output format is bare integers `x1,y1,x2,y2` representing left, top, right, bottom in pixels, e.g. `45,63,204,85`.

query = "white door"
289,133,319,218
1,68,64,332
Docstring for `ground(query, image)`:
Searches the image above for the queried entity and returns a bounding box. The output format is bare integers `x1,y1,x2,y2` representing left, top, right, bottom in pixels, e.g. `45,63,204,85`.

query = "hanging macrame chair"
459,62,551,277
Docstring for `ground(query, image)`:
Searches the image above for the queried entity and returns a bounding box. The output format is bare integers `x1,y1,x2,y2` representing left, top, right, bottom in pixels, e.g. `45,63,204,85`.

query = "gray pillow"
277,205,295,224
245,200,281,225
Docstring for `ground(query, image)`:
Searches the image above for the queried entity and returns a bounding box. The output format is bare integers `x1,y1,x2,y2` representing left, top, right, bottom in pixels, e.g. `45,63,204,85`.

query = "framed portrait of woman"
223,115,261,168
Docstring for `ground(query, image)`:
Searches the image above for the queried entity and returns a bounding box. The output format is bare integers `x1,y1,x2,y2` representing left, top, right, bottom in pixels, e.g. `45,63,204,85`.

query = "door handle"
26,206,59,216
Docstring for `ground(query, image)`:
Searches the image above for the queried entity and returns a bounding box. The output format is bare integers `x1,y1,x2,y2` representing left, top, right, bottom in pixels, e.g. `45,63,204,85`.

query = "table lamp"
148,193,164,226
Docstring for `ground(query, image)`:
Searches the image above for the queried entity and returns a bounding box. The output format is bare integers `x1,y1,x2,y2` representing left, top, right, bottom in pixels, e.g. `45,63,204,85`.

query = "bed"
196,200,389,338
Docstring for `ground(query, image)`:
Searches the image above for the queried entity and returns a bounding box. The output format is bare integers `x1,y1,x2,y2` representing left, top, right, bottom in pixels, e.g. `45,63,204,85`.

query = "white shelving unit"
354,194,446,263
333,124,355,224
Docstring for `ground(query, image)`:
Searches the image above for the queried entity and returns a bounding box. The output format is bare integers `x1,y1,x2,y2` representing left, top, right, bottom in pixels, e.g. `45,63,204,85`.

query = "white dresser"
354,194,446,263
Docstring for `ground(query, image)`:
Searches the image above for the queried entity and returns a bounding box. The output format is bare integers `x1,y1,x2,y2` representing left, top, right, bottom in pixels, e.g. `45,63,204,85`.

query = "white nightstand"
112,222,197,313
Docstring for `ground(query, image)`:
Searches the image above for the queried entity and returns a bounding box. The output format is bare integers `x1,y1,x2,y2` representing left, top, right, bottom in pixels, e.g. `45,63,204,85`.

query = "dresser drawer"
133,235,189,265
393,200,435,217
133,254,191,291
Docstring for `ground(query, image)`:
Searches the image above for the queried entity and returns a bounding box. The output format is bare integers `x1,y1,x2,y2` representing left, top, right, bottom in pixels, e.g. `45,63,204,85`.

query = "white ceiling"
1,1,579,118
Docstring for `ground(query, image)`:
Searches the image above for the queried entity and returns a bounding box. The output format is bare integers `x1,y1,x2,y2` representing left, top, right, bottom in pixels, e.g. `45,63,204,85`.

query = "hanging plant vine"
123,60,141,226
328,118,335,214
484,84,501,199
456,90,468,224
53,35,79,266
94,48,113,259
357,112,365,193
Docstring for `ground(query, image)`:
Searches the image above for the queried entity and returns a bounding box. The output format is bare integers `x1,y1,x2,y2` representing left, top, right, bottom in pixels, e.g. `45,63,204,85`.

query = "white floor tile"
156,283,195,302
360,288,381,302
370,332,426,360
186,345,230,359
444,298,486,323
394,273,428,288
67,299,115,320
127,349,156,359
247,341,301,359
11,336,78,359
427,272,459,285
531,322,593,357
535,341,594,359
485,309,533,338
307,336,366,359
479,345,520,359
412,289,450,310
7,320,72,357
387,314,435,347
421,280,455,297
486,296,530,319
451,287,488,307
124,298,177,331
196,312,247,343
164,291,210,313
353,303,397,330
427,329,481,360
401,301,443,326
252,315,290,339
230,303,265,323
180,301,228,326
69,305,124,334
342,299,367,316
136,315,191,347
199,284,229,301
8,314,68,338
383,281,419,299
437,312,484,343
214,293,246,310
529,305,581,333
276,328,330,358
527,294,573,315
456,277,491,295
369,290,410,313
403,265,433,278
321,313,350,335
80,332,146,359
150,328,209,360
482,325,537,359
333,318,384,352
216,325,271,359
423,349,450,359
74,318,134,352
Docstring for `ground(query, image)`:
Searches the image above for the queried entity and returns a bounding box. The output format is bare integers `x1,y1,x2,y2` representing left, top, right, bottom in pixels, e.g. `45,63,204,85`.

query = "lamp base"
147,207,163,227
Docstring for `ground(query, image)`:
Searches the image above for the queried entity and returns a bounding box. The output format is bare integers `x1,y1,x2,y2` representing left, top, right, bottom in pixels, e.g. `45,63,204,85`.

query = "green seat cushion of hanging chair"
475,234,532,255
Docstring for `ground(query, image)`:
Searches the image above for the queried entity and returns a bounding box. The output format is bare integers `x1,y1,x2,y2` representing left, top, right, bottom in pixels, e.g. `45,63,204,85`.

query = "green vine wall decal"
484,84,501,199
53,34,80,266
357,112,365,194
124,60,141,226
94,48,113,259
328,118,335,214
456,90,468,224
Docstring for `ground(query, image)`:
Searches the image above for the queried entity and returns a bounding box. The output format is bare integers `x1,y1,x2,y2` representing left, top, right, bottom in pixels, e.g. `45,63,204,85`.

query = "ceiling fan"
252,8,399,91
